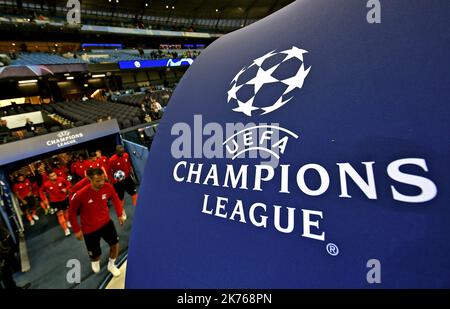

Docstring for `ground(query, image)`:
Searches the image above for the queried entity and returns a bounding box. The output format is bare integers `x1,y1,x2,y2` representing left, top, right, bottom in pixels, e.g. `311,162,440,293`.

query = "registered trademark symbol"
326,243,339,256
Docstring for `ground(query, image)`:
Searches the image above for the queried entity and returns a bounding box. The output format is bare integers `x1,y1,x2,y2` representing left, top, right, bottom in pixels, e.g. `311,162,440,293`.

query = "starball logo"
170,47,438,252
171,47,311,166
57,130,71,138
228,46,311,116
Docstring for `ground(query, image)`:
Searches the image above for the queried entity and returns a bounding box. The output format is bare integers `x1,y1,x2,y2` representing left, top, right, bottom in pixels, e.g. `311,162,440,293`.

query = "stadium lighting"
145,3,148,7
18,79,38,84
172,6,175,9
166,5,169,9
216,9,219,12
84,84,89,87
92,74,106,78
66,76,74,80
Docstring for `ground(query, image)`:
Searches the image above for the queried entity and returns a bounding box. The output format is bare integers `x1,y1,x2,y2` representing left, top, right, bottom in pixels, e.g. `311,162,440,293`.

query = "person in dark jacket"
0,120,10,143
24,118,36,135
0,219,17,289
0,219,31,289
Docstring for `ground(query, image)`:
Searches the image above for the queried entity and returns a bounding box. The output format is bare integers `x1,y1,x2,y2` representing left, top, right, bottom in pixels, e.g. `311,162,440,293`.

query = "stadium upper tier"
6,49,200,66
0,4,258,34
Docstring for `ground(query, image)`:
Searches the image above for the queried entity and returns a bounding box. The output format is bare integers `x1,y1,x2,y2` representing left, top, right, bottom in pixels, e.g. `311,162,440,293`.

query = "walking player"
13,174,39,226
69,168,126,277
109,145,138,207
40,171,72,236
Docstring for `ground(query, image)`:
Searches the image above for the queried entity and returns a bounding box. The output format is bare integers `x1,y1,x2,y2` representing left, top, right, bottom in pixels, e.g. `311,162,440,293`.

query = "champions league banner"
126,0,450,288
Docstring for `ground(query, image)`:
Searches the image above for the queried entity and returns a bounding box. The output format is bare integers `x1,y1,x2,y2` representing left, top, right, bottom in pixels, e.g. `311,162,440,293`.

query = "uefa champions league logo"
228,46,311,116
217,46,311,163
47,130,84,148
57,131,71,138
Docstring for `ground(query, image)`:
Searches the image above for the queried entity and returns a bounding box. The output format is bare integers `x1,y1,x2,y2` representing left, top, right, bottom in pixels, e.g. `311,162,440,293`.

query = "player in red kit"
96,150,109,169
109,145,138,207
69,168,126,276
71,154,87,182
40,171,72,236
13,174,39,226
52,163,69,180
69,177,90,199
84,152,108,178
30,179,49,214
96,149,112,182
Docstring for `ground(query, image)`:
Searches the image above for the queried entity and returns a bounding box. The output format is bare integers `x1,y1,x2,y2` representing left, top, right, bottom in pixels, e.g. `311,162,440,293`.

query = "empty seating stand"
51,99,144,129
115,89,172,108
11,52,85,65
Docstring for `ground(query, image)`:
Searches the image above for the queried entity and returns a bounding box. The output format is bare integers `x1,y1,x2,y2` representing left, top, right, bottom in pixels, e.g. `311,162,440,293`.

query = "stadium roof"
24,0,295,20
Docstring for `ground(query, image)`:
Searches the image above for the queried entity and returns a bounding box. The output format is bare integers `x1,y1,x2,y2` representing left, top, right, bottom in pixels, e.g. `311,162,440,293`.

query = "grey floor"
14,195,136,289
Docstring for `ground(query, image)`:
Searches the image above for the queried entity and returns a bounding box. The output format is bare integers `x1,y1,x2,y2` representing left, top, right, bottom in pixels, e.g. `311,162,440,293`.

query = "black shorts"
113,176,136,200
83,220,119,259
21,196,36,211
50,199,69,211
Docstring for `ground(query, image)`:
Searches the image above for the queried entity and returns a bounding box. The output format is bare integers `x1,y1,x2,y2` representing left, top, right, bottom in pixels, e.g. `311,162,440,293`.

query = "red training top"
40,177,71,203
69,183,123,234
53,167,68,179
69,177,90,199
71,160,87,178
96,156,112,181
31,181,40,196
84,160,102,171
96,156,109,169
109,153,132,183
13,179,32,200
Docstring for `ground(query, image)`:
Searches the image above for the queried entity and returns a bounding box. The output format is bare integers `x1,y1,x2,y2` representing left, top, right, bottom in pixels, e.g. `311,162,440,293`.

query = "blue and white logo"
167,58,194,67
228,46,311,116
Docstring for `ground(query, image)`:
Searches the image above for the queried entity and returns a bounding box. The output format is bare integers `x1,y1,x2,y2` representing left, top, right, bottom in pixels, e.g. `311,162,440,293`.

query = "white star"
227,82,243,103
232,97,259,116
281,46,308,62
252,50,277,67
261,96,294,115
246,64,280,94
281,63,311,94
231,66,247,85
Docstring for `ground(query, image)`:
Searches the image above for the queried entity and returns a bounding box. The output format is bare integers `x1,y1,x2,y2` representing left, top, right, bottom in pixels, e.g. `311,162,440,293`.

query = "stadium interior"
0,0,294,289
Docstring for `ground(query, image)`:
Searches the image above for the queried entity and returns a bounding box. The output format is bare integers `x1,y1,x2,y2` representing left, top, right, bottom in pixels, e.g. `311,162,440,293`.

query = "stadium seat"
122,120,132,128
131,117,141,126
37,128,48,135
24,132,35,138
6,136,19,142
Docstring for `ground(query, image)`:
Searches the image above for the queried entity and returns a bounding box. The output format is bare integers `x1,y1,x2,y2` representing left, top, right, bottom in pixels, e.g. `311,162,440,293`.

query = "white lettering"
387,158,437,203
301,209,325,241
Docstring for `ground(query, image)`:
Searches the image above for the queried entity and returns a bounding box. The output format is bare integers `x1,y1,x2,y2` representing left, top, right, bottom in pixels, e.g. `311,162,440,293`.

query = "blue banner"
126,0,450,288
118,58,194,70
